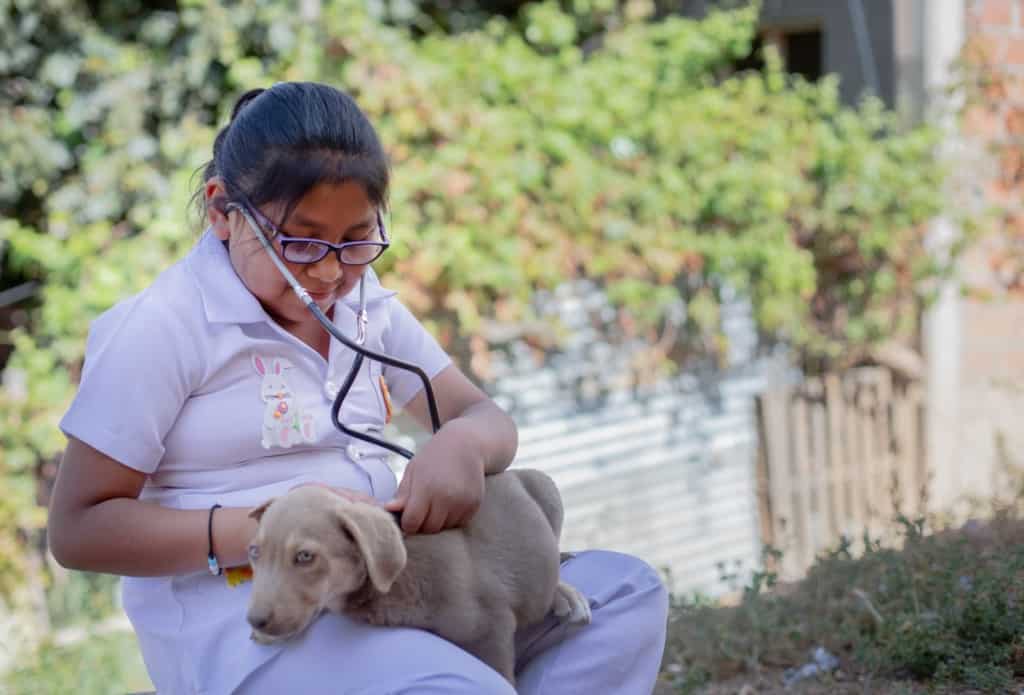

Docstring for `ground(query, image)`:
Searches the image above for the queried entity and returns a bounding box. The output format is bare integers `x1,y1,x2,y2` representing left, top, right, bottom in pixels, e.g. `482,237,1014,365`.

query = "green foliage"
1,0,949,610
46,571,120,629
3,629,152,694
661,513,1024,693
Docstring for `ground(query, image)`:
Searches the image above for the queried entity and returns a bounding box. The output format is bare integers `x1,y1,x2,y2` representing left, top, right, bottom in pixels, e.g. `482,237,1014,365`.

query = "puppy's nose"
248,609,274,631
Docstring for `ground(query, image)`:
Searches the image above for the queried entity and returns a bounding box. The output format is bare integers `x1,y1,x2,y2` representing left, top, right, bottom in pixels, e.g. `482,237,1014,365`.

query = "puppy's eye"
248,544,260,561
294,550,315,565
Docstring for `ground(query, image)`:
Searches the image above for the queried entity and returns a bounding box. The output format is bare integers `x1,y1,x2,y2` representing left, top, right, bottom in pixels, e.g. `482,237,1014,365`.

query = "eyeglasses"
225,201,390,266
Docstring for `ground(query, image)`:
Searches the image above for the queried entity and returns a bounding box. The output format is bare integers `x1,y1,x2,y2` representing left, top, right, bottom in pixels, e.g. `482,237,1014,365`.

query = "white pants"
236,550,668,694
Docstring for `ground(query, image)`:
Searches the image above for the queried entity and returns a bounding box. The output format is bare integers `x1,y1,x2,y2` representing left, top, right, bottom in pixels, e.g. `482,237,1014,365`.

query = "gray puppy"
245,468,591,684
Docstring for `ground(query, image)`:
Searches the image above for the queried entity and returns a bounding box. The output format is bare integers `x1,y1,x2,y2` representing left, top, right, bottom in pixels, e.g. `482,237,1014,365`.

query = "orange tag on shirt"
379,375,393,424
225,565,254,587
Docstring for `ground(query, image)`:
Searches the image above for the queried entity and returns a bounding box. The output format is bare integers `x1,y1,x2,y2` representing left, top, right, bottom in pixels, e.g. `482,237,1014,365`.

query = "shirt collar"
189,228,397,325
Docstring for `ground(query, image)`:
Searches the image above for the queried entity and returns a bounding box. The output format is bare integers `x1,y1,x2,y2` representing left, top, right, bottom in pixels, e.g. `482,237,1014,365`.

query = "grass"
658,508,1024,694
3,629,152,695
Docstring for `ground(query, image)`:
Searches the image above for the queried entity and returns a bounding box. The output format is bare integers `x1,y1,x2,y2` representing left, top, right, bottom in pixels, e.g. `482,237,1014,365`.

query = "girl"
47,81,668,694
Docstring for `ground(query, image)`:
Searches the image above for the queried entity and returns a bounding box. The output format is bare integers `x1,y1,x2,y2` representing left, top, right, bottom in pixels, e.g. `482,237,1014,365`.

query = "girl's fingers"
385,466,414,511
422,505,449,535
399,494,428,535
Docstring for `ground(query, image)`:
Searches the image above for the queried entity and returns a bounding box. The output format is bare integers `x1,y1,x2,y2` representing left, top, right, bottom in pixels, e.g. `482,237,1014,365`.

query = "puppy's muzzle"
247,608,274,632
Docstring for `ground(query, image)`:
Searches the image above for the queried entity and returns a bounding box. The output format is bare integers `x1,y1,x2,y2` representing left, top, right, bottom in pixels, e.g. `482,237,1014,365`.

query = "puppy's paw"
552,580,591,625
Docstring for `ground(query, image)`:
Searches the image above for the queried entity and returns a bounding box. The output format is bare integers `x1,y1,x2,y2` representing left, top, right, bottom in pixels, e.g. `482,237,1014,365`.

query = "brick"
1004,36,1024,64
978,0,1015,27
1002,73,1024,101
983,71,1011,102
964,104,1005,138
1003,211,1024,235
963,35,990,61
958,38,999,81
987,178,1018,206
999,144,1024,185
1006,106,1024,134
962,36,998,69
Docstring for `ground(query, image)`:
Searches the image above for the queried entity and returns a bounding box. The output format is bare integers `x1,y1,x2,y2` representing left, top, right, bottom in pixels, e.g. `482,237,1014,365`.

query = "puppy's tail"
513,469,564,539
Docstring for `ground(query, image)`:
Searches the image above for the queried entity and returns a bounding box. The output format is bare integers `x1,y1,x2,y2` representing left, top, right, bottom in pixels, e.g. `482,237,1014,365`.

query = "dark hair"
194,82,389,226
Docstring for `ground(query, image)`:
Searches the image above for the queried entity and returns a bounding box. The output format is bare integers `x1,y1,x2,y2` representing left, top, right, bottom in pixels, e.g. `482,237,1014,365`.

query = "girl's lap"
236,610,515,694
235,550,666,694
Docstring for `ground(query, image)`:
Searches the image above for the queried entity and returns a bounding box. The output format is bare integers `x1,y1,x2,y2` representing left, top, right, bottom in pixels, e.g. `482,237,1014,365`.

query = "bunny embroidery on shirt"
252,355,316,449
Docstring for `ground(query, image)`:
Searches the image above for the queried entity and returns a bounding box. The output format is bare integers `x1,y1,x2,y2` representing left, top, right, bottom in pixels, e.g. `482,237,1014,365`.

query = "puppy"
245,468,591,684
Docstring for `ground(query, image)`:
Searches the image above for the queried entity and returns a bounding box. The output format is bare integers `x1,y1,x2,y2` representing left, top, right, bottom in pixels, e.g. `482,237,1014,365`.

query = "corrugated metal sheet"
484,282,772,598
390,281,775,598
499,369,765,598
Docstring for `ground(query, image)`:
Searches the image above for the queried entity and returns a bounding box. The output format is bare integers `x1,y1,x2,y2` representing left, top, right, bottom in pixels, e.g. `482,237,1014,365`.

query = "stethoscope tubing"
231,203,442,458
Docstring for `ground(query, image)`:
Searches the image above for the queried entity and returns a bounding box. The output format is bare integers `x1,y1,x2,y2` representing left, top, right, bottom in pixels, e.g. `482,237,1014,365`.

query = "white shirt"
61,228,450,507
58,229,452,694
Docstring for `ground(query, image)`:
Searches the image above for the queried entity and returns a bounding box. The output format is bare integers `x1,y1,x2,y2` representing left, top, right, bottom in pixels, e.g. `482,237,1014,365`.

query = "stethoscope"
229,203,441,460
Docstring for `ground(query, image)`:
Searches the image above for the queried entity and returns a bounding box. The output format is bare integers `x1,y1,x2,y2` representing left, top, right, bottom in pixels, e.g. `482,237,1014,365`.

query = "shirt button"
346,444,364,461
325,380,339,398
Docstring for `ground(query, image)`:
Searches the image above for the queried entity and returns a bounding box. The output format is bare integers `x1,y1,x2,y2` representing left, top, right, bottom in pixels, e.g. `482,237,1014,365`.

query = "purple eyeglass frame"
224,201,390,266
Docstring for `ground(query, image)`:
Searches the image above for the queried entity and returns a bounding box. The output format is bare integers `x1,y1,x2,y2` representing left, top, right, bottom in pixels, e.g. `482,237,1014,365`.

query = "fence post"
757,383,798,578
756,366,927,578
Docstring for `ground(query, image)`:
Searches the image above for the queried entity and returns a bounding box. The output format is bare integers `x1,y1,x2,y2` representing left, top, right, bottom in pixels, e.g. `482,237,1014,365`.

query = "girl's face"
206,179,380,332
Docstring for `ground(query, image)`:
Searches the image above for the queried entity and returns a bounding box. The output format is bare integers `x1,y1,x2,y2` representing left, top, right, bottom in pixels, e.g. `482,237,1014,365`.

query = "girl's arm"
47,436,256,576
384,364,519,534
402,363,518,475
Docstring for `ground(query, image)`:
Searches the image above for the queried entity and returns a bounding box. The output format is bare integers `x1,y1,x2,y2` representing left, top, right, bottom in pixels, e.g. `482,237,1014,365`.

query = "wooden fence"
755,367,926,580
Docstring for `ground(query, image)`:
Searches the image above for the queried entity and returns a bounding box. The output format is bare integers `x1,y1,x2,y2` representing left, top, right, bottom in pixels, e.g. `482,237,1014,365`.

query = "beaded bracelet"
207,503,223,576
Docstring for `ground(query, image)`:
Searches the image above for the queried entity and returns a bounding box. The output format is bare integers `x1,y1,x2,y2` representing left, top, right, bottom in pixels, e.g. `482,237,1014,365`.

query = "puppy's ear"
249,498,275,522
335,502,407,593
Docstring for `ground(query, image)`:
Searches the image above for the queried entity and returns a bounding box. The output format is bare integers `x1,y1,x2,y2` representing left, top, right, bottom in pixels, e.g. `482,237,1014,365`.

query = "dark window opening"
733,27,823,82
785,29,823,81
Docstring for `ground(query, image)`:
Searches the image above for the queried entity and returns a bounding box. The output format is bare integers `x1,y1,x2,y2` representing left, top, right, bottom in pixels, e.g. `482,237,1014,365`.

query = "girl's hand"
384,419,486,535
